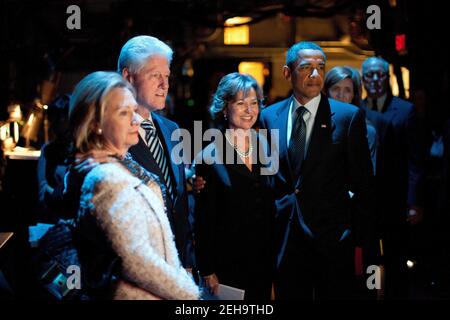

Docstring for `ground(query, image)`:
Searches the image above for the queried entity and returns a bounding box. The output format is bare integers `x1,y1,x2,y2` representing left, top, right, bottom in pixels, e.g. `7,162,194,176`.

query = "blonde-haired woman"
69,71,199,300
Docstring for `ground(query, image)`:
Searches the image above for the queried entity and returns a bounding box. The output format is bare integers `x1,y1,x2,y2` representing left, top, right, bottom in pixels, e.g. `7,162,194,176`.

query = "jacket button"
295,189,300,194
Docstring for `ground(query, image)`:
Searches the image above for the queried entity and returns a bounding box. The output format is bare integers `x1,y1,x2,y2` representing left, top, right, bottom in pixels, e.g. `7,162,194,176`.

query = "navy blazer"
360,105,399,228
363,95,425,208
128,112,193,267
260,94,375,262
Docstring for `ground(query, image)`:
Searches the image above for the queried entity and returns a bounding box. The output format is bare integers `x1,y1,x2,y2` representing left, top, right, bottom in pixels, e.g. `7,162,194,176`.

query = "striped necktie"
140,119,174,199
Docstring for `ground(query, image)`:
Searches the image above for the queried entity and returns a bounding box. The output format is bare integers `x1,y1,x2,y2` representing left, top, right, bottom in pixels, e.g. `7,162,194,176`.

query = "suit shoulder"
153,113,179,129
329,98,360,117
391,96,414,111
261,98,289,117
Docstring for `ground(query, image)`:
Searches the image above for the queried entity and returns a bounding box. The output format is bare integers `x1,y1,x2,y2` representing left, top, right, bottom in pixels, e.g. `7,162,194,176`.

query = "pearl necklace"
224,131,253,158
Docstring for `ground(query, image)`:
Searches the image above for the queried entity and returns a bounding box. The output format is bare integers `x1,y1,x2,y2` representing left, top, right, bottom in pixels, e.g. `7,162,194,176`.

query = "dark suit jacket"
260,94,375,262
194,137,275,299
128,112,193,267
363,95,425,208
361,105,403,228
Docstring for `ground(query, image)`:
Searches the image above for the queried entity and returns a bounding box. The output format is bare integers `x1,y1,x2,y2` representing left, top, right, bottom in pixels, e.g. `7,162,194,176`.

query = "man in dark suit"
118,35,194,269
259,41,375,300
362,56,425,298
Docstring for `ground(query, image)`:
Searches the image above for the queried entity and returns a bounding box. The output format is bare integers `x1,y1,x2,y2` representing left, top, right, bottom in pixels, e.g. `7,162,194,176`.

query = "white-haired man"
118,35,194,269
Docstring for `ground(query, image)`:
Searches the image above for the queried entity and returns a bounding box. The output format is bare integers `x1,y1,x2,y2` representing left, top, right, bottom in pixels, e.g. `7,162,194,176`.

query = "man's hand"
407,205,424,225
75,149,114,164
72,150,114,174
193,176,206,194
64,150,114,196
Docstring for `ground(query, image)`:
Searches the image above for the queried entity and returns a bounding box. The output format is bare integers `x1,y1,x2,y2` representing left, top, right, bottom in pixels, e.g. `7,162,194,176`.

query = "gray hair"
210,72,264,129
69,71,135,153
324,66,362,106
362,56,390,74
117,35,173,74
286,41,326,69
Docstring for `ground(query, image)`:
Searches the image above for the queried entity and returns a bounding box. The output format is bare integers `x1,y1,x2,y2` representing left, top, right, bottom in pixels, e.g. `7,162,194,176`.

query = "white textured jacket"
79,161,199,300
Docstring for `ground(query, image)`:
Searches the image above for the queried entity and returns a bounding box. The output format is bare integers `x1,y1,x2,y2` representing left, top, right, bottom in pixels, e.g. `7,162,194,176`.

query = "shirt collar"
369,93,387,111
377,94,387,110
136,111,153,124
292,94,320,118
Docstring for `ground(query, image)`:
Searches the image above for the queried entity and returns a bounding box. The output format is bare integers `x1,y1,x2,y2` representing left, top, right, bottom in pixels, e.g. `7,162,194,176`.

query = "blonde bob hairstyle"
69,71,136,154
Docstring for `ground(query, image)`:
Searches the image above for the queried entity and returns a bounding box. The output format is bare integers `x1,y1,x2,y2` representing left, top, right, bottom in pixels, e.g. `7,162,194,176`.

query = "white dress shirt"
287,94,321,156
136,112,163,149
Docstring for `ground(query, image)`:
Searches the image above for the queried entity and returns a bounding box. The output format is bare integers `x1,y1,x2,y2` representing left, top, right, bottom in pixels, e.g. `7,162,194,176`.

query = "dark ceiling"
0,0,367,102
1,0,448,124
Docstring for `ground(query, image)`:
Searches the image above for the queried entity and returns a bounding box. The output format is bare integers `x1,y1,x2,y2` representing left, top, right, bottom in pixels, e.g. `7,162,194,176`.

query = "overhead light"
224,16,252,27
224,16,252,45
238,62,265,87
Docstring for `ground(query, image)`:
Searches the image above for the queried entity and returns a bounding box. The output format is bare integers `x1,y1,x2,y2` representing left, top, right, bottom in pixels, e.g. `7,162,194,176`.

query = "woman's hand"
203,273,219,296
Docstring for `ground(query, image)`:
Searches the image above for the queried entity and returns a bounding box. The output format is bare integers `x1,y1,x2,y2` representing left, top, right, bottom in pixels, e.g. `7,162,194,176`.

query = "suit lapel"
274,98,290,159
382,95,400,123
152,113,181,198
223,140,259,180
381,94,393,114
300,94,333,184
274,98,295,184
364,95,398,124
205,141,233,186
129,136,161,174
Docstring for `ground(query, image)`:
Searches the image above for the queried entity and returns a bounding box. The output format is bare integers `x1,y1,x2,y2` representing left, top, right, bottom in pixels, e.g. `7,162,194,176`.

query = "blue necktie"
288,106,307,180
140,119,174,198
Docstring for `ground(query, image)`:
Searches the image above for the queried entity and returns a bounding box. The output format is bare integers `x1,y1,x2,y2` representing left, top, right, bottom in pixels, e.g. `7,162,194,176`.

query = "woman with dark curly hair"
194,72,275,300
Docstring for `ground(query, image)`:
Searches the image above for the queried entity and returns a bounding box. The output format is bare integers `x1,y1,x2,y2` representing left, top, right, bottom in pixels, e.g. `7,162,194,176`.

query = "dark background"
0,0,449,300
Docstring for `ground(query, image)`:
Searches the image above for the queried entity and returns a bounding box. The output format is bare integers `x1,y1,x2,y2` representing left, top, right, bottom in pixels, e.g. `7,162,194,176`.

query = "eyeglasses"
363,71,387,79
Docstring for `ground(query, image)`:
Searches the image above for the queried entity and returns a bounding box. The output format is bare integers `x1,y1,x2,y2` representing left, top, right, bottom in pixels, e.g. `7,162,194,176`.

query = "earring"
96,128,102,135
223,113,227,120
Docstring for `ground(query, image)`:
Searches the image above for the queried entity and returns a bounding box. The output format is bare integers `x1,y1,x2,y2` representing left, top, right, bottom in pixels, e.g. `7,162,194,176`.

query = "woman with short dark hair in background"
324,66,378,172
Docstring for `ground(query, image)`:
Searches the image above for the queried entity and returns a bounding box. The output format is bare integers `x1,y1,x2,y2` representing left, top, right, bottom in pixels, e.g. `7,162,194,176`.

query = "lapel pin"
321,124,327,128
